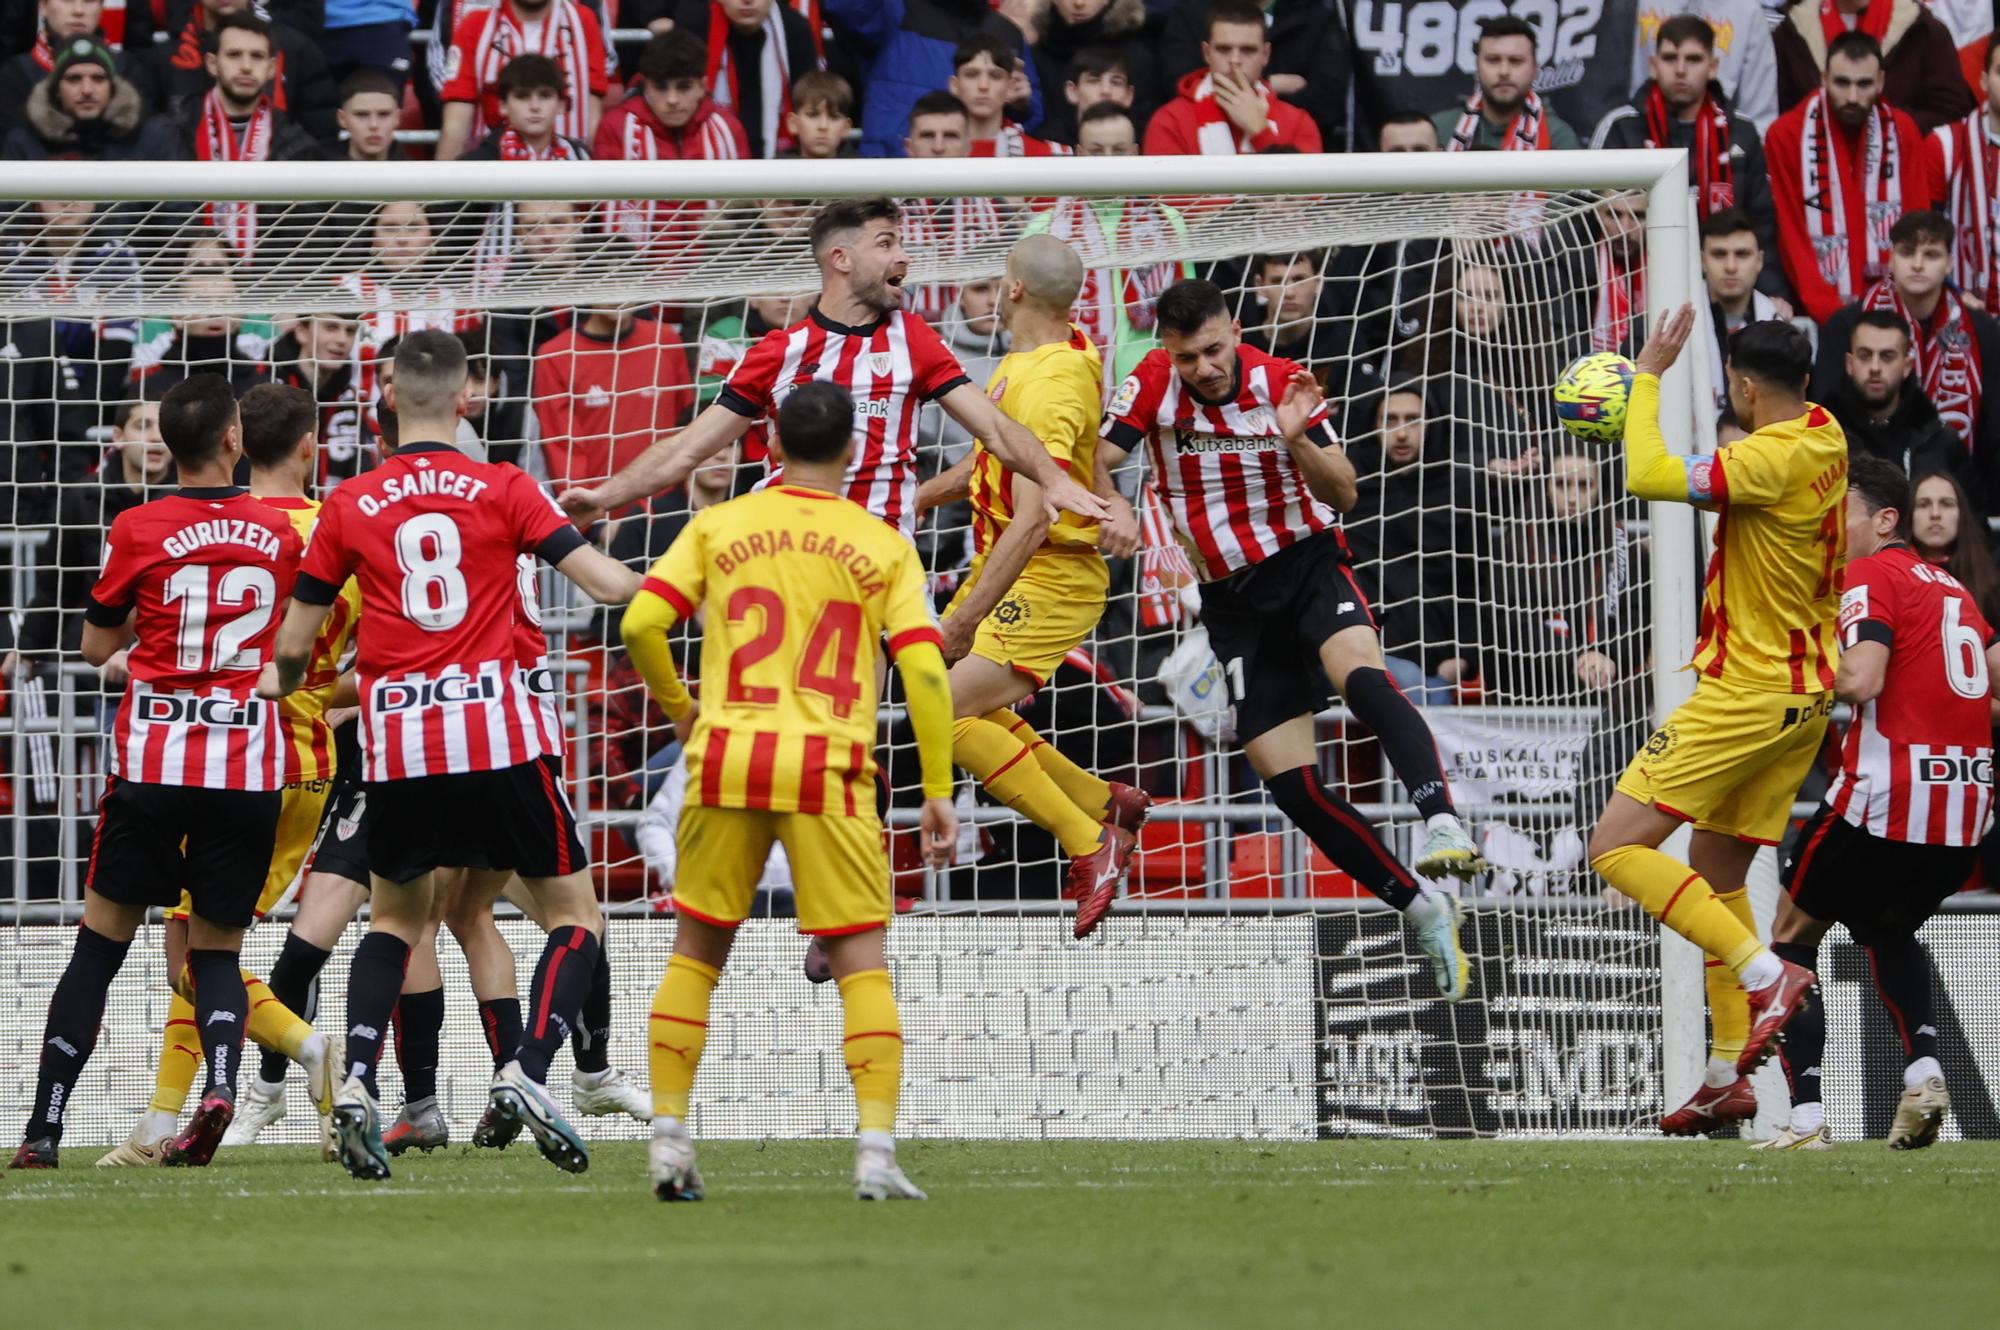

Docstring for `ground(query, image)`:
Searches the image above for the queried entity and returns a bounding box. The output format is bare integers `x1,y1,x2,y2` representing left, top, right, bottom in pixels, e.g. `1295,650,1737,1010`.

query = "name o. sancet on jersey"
85,487,305,790
292,443,587,782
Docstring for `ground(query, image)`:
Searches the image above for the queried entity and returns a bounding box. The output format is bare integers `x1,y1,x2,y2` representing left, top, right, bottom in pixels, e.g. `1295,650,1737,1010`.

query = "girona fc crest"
989,377,1007,403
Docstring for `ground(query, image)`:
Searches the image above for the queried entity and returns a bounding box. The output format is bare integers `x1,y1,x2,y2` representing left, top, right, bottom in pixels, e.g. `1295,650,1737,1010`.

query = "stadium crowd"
5,0,2000,900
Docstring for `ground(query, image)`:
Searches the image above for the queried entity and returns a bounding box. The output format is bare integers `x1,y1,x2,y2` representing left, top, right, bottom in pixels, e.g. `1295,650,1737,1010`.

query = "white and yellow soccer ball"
1553,352,1637,443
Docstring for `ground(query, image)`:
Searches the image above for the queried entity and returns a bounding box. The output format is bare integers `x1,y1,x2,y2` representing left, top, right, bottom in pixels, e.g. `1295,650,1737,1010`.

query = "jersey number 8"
396,513,469,631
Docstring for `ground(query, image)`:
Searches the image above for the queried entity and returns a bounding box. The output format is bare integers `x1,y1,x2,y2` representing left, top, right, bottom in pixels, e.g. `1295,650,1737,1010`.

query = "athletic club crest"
869,351,893,377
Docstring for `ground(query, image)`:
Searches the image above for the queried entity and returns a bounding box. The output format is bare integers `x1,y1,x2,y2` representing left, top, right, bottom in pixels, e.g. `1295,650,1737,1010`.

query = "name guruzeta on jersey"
163,519,283,561
714,526,888,596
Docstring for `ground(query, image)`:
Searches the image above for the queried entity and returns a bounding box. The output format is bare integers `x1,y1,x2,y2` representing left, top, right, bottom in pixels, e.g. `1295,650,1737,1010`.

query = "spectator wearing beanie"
0,0,163,137
1775,0,1973,137
3,35,176,159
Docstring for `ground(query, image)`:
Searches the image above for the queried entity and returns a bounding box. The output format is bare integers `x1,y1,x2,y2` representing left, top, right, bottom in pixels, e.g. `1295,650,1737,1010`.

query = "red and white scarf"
704,0,791,157
1449,87,1551,152
1137,486,1198,629
1592,242,1645,353
470,0,596,144
1799,89,1900,303
498,128,581,160
1645,83,1733,215
1863,279,1986,445
975,124,1074,158
899,195,1008,323
1039,196,1181,389
31,28,53,71
196,90,274,255
1186,73,1278,154
1821,0,1895,45
1942,108,2000,309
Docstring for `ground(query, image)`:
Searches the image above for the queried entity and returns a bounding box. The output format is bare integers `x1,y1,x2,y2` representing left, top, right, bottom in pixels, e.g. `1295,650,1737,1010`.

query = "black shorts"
1781,806,1976,943
366,756,586,885
1199,529,1377,744
85,776,282,928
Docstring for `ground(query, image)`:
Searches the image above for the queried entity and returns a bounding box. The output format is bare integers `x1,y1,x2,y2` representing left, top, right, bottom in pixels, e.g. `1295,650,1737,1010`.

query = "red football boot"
163,1090,234,1167
7,1138,57,1169
1660,1078,1757,1136
1065,826,1136,939
1106,782,1152,835
1738,960,1817,1073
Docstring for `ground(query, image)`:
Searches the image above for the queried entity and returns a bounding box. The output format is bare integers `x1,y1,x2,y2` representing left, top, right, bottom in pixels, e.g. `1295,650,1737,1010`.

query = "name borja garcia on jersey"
710,524,896,595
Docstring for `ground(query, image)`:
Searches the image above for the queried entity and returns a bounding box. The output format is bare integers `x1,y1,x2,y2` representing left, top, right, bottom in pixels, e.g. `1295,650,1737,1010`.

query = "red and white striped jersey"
1826,544,1997,845
971,126,1073,158
86,488,304,790
717,306,971,535
1101,343,1344,581
440,0,609,149
297,444,585,781
514,553,563,757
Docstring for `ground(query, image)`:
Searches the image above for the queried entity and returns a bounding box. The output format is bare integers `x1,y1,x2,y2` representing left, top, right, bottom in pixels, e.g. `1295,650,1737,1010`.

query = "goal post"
0,150,1714,1143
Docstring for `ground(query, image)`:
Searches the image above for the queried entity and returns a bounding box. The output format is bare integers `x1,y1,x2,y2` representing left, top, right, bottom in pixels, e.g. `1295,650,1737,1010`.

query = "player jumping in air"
1095,278,1481,1000
11,376,307,1170
262,331,641,1181
98,385,350,1167
1759,457,2000,1150
916,234,1149,936
621,382,958,1202
1588,307,1830,1133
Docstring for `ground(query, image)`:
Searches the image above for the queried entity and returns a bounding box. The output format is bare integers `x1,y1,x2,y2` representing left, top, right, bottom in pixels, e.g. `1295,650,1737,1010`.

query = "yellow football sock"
837,968,903,1136
953,715,1104,856
1590,845,1764,974
1705,888,1755,1064
997,712,1112,819
150,991,202,1115
649,954,719,1120
244,971,314,1062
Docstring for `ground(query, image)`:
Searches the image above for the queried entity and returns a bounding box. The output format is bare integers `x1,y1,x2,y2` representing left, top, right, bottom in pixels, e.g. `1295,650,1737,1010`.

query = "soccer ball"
1553,352,1637,443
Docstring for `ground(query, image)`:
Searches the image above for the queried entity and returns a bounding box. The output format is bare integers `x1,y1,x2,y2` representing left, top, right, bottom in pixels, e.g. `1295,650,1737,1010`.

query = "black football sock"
187,948,248,1101
343,931,410,1099
1340,666,1456,820
1265,765,1419,910
395,987,445,1105
515,927,599,1084
25,924,131,1144
259,933,332,1085
571,939,613,1075
1772,941,1823,1108
479,997,523,1073
1866,934,1939,1063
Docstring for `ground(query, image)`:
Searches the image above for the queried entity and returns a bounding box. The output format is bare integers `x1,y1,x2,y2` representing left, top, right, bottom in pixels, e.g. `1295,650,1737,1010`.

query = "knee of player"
1585,832,1633,878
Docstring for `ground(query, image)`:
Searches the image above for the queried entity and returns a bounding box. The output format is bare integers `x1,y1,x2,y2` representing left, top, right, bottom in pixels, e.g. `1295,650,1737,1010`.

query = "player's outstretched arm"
916,452,976,514
893,635,958,869
1092,449,1140,558
938,472,1048,660
262,597,335,699
79,612,133,668
557,403,752,526
1273,370,1358,513
553,543,642,605
938,381,1110,525
1624,304,1710,505
619,582,697,740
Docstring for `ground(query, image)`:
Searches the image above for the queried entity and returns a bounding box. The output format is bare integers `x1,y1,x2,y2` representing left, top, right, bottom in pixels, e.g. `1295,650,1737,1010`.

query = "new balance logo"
46,1036,76,1057
351,1024,379,1041
205,1011,238,1024
1338,602,1356,613
1919,1024,1939,1038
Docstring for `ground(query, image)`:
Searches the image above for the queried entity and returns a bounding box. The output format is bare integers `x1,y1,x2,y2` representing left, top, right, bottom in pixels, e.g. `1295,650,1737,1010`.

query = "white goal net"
0,154,1729,1146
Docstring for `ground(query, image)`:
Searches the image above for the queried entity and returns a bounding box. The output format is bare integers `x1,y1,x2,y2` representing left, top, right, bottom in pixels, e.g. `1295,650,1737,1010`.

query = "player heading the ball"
621,381,957,1202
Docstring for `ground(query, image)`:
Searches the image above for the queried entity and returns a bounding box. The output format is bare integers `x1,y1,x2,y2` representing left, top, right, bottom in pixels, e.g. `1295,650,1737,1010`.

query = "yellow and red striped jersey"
969,326,1103,557
261,496,361,781
640,484,941,813
1688,405,1847,693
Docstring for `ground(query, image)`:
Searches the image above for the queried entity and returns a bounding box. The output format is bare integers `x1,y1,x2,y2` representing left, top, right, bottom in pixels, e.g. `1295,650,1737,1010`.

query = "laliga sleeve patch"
1109,374,1141,418
1838,583,1869,642
444,46,463,81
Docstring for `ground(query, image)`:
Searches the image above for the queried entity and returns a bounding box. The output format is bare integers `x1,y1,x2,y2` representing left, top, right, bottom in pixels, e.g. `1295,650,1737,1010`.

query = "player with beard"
1096,279,1482,1000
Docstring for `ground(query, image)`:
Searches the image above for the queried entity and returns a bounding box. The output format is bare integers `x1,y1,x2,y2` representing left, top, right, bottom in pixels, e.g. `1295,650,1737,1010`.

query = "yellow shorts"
674,803,889,936
170,777,333,922
944,548,1108,688
1614,681,1832,845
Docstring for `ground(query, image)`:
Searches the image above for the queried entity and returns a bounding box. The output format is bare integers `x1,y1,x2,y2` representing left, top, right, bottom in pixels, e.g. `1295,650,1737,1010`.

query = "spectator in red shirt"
436,0,606,160
952,30,1068,158
671,0,825,159
1143,0,1320,155
533,241,695,503
592,29,749,162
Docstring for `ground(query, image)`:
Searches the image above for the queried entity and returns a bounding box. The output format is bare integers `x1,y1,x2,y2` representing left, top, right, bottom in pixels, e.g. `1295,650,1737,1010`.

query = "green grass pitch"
3,1140,1996,1329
